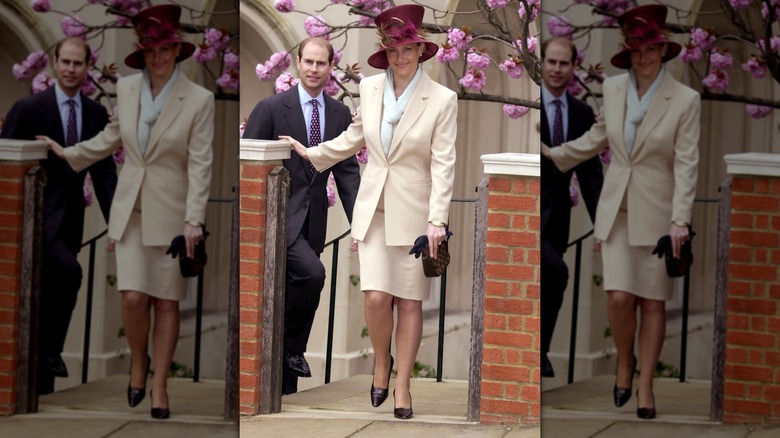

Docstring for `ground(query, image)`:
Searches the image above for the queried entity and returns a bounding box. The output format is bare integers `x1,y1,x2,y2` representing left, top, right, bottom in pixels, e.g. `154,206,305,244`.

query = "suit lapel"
607,75,629,160
632,73,674,156
283,87,315,183
388,72,429,158
41,87,66,144
145,73,186,157
366,75,385,162
125,75,142,155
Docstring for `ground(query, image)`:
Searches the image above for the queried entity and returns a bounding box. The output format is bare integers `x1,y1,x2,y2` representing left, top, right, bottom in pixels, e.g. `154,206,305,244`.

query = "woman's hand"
668,223,689,259
351,239,359,253
280,135,309,160
107,238,116,253
426,223,447,260
36,135,66,160
593,239,602,252
541,143,552,160
183,222,204,259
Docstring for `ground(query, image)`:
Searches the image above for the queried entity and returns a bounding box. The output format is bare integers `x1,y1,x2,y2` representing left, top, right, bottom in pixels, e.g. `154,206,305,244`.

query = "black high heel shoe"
393,389,413,419
127,354,150,408
370,355,394,407
613,355,637,408
150,390,170,419
636,390,656,419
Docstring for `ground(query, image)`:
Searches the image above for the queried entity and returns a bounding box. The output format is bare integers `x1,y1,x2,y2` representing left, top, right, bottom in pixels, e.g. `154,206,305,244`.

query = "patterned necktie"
552,99,564,147
308,98,321,178
66,99,78,146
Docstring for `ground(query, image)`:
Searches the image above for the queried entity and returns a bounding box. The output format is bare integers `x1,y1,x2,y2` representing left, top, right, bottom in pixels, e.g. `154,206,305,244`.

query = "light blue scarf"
138,66,179,156
624,66,665,156
381,66,423,156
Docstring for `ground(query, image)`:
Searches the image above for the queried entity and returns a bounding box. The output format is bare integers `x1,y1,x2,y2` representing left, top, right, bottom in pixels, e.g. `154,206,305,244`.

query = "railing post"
710,178,731,421
324,239,339,384
567,240,582,385
225,188,239,421
80,240,97,385
467,178,489,422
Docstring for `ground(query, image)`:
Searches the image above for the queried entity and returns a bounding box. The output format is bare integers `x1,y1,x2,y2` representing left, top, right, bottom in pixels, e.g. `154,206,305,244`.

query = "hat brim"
367,40,439,70
124,41,196,69
610,40,681,69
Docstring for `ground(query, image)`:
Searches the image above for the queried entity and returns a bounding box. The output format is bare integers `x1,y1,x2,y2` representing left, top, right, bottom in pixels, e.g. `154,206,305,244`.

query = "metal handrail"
563,197,719,384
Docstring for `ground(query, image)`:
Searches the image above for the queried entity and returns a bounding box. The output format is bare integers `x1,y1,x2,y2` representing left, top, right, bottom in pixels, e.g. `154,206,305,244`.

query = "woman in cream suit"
542,5,699,419
287,5,456,420
41,5,212,419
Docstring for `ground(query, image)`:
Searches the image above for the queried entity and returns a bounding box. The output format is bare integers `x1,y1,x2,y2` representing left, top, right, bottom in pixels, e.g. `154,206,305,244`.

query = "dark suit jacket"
0,86,117,252
541,92,603,254
243,86,360,255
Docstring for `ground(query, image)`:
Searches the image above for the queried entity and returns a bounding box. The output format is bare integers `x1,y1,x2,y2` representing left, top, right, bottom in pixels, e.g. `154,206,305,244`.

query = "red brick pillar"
722,153,780,424
0,139,47,415
479,153,539,425
238,139,290,415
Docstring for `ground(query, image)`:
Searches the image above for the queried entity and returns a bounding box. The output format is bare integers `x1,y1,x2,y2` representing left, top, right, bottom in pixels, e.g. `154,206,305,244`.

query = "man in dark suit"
243,37,360,395
1,37,116,393
540,37,603,378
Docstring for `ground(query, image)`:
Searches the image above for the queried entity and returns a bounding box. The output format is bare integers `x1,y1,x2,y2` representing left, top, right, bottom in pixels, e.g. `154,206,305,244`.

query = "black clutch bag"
651,230,695,278
166,230,210,278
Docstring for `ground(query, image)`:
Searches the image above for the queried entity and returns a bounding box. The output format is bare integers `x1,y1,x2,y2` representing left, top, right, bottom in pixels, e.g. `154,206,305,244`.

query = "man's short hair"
55,37,92,64
542,37,577,64
298,37,334,63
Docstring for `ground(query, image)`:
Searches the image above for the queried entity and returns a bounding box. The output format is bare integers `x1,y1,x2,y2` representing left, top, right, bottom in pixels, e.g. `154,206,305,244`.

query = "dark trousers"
541,238,569,355
38,238,83,394
282,233,326,395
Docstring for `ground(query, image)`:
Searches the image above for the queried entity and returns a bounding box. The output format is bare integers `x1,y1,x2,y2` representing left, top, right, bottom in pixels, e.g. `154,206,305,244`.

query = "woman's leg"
122,291,151,389
607,290,637,390
364,291,395,389
393,297,423,409
150,298,180,409
637,298,665,408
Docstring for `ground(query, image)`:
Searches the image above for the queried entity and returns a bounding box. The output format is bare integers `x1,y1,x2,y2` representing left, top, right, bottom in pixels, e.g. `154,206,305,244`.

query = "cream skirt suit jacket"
308,71,457,300
549,72,699,300
64,73,214,300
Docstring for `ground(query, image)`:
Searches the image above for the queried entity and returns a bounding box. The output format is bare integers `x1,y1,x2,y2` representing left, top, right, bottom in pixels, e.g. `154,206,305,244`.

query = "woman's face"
386,43,423,81
144,43,179,81
629,43,664,80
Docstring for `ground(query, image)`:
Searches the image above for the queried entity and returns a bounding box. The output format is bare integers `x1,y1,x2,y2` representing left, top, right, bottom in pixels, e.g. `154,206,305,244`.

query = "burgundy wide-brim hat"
124,4,196,69
367,4,439,70
609,4,682,69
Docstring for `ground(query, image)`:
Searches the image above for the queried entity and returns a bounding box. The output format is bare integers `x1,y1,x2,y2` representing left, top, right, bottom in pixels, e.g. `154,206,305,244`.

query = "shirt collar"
541,83,567,109
298,84,325,108
54,82,82,108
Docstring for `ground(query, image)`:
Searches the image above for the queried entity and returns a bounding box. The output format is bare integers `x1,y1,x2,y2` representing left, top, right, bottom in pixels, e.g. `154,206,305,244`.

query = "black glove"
408,231,454,258
651,235,672,259
166,235,187,259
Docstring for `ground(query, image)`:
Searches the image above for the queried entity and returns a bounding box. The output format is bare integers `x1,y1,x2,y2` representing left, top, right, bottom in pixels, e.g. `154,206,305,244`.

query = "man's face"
542,41,574,96
54,41,89,96
296,41,332,96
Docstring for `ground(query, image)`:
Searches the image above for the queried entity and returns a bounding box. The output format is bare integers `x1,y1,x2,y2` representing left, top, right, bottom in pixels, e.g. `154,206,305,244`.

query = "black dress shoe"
150,390,170,419
393,389,413,419
613,355,636,408
541,353,555,378
370,355,394,407
636,390,656,419
45,355,69,378
284,351,312,378
127,355,150,408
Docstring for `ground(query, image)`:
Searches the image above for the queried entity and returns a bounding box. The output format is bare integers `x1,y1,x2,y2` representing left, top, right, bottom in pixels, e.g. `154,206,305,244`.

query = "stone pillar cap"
481,152,539,177
240,139,291,162
0,139,48,161
724,152,780,178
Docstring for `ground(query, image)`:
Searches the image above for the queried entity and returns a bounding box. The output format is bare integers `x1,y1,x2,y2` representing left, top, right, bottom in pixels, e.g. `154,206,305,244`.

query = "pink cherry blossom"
194,46,217,64
518,2,539,21
31,72,55,93
31,0,52,13
205,28,230,52
742,57,767,79
498,58,523,79
757,36,780,54
113,145,125,164
80,70,100,96
90,49,99,66
83,176,94,206
576,49,586,65
502,104,529,119
268,51,292,71
729,0,751,9
436,45,459,63
547,16,573,39
326,172,336,207
761,1,780,22
466,49,490,69
274,0,294,13
486,0,509,8
323,76,340,96
680,44,702,63
256,63,273,81
569,184,579,207
12,51,48,81
330,0,347,3
333,49,343,65
224,50,239,69
702,69,729,91
567,74,583,96
239,122,246,139
275,71,300,93
599,146,611,164
746,104,773,119
217,69,239,92
304,15,329,39
447,28,472,52
709,50,733,69
356,145,368,164
61,16,87,39
459,69,486,91
691,28,715,51
526,36,538,53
